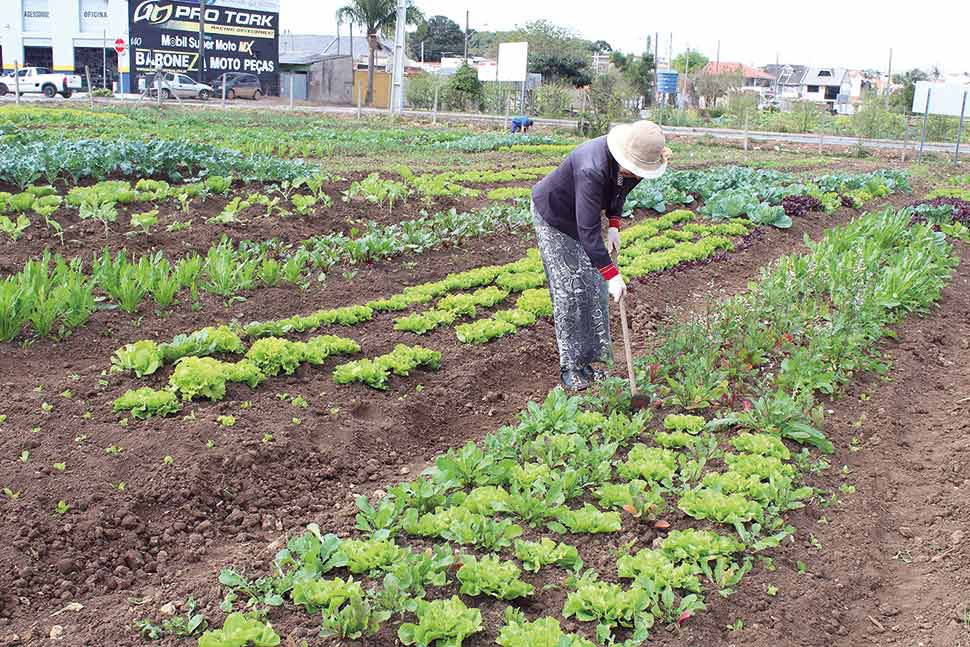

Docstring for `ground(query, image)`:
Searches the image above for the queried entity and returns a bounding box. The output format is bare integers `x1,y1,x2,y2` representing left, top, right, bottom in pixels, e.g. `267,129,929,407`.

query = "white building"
801,67,853,111
2,0,281,93
1,0,129,87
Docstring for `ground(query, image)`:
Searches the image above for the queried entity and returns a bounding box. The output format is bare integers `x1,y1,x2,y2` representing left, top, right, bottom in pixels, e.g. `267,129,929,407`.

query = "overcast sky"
279,0,967,74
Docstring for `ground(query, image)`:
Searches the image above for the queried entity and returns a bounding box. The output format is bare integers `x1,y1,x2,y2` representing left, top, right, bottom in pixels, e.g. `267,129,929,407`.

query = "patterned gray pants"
532,203,613,371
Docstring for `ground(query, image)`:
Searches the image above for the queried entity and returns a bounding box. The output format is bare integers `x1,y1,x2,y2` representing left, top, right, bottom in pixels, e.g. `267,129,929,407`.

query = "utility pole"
464,10,470,62
653,31,659,106
715,40,720,74
389,0,406,113
198,0,206,83
884,48,893,109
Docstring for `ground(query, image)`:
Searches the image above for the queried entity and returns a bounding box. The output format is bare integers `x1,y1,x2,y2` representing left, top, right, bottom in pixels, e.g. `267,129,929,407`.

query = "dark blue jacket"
532,136,640,279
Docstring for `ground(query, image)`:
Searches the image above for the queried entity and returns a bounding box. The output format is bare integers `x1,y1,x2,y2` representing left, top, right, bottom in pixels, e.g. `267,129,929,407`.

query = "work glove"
608,275,627,303
607,227,621,256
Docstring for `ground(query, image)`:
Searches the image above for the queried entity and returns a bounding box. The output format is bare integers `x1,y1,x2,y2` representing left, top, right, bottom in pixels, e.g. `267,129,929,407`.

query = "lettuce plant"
197,613,279,647
456,554,534,600
514,538,581,573
113,387,181,419
112,340,163,377
398,596,482,647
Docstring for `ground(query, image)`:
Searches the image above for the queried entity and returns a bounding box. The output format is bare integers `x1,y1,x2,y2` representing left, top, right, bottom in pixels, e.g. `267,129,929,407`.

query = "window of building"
807,85,819,93
818,70,832,77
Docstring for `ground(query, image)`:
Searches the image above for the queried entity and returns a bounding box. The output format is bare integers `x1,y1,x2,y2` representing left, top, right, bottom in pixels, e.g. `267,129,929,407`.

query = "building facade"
2,0,280,93
1,0,129,86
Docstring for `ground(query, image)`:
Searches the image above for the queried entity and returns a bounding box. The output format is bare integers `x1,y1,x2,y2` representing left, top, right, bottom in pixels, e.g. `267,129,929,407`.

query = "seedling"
206,439,216,449
105,445,123,456
839,483,856,495
75,434,89,444
41,402,53,413
60,390,74,399
766,585,779,597
163,455,174,465
796,561,808,574
0,415,6,425
261,433,274,443
113,482,127,492
726,619,744,631
3,487,22,500
217,415,236,428
52,463,66,472
291,417,301,426
54,500,70,515
82,411,93,420
18,450,29,464
290,395,309,409
239,401,253,410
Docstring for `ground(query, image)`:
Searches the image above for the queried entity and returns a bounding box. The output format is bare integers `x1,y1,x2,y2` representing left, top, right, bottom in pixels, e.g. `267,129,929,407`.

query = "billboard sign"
657,70,679,94
497,42,528,83
913,81,970,117
128,0,279,87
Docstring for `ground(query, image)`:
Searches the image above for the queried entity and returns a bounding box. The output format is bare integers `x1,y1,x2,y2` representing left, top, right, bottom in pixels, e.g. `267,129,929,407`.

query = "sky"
279,0,967,75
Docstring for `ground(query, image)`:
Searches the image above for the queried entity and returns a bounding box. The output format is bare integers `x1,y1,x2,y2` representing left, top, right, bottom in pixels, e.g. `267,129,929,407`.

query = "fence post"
289,74,294,110
918,87,931,162
222,74,227,109
743,112,749,151
432,84,439,125
13,60,20,106
357,82,363,119
85,66,95,109
818,130,824,155
955,91,967,164
901,120,910,163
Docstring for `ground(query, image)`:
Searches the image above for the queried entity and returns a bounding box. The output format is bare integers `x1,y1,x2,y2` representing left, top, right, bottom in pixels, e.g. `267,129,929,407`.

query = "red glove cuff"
599,264,619,280
608,217,621,230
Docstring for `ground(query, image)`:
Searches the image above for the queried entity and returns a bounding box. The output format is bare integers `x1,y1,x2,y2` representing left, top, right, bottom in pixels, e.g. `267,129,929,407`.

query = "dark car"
210,73,263,100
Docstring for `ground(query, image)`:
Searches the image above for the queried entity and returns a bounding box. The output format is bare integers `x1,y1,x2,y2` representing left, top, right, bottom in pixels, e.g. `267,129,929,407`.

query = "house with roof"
800,67,853,109
701,62,776,94
762,64,808,100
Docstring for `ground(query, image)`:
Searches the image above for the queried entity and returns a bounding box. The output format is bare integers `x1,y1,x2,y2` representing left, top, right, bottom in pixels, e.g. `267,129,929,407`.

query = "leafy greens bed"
191,208,958,646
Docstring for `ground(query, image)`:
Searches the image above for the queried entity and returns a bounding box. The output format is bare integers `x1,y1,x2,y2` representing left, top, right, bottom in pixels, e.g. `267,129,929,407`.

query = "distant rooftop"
802,67,848,86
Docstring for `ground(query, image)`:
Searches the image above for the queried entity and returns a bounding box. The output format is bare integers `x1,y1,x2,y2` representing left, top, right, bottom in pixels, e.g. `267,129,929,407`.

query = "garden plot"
1,104,968,647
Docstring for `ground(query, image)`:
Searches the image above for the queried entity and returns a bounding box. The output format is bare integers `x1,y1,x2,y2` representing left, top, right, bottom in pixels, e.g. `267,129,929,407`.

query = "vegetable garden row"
184,207,961,646
2,104,969,647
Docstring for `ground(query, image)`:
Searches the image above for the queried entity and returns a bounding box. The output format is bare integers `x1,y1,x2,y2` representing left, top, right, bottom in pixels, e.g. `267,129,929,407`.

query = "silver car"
151,72,213,101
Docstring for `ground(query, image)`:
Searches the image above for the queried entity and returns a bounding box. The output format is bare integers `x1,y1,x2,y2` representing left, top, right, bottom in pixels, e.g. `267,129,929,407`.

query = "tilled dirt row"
0,198,893,647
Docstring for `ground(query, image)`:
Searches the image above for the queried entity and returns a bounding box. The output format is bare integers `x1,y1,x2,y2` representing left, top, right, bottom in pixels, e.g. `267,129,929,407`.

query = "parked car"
148,72,212,101
210,73,264,100
0,67,83,98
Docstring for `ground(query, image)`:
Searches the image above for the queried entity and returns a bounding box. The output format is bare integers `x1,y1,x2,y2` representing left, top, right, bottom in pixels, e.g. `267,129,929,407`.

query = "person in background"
511,116,534,134
531,120,671,391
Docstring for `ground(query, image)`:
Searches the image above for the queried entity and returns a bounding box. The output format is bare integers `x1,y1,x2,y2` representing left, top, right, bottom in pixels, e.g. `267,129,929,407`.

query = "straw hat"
607,120,670,180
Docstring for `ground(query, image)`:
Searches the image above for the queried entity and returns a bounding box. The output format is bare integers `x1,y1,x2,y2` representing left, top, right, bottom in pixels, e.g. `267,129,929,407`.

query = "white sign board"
913,81,970,117
23,0,51,32
477,61,497,82
497,42,528,83
79,0,109,33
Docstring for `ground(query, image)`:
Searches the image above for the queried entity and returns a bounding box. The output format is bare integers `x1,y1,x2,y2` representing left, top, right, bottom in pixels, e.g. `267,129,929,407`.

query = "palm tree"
336,0,425,106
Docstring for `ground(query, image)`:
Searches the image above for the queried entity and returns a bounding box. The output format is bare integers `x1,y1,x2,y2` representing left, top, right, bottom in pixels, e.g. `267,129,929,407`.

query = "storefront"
0,0,279,94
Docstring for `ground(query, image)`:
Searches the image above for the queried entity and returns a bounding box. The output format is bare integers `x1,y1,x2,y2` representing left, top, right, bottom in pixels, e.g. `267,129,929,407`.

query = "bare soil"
0,198,965,647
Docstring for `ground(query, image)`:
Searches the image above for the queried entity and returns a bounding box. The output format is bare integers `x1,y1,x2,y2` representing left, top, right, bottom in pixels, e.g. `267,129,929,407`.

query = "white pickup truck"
0,67,84,98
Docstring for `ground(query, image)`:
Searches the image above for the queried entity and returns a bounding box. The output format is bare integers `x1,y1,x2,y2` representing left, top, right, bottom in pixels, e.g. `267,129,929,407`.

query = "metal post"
222,74,227,109
884,48,892,109
520,79,527,114
956,91,967,164
464,10,469,62
289,74,294,110
653,32,659,106
198,0,207,83
85,66,94,108
432,83,439,124
504,87,511,129
156,65,162,108
13,60,19,105
819,130,824,155
901,120,910,163
102,30,107,88
357,82,363,119
743,112,749,151
390,0,406,113
918,87,931,162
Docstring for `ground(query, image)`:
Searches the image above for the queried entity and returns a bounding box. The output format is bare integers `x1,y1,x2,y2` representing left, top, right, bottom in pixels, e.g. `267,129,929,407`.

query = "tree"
695,71,743,107
336,0,424,106
890,68,929,113
612,50,656,106
409,15,464,62
590,40,612,53
504,20,593,86
447,62,483,111
670,50,709,75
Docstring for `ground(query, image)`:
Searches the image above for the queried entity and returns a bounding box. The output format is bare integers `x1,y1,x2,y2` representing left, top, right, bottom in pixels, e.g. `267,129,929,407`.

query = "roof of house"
701,62,775,80
802,67,848,87
763,64,808,86
279,33,393,58
280,52,351,65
